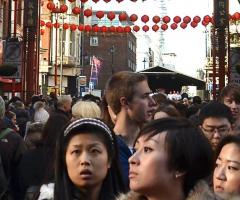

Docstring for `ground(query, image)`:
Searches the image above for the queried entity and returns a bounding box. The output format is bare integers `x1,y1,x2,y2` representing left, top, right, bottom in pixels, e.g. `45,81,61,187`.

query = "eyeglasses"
201,126,230,136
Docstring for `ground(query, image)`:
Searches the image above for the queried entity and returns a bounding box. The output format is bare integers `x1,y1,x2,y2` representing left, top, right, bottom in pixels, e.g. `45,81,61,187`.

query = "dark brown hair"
220,83,240,103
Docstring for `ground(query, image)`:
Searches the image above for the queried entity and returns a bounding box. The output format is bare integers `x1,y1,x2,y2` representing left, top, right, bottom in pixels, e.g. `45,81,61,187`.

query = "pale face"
201,117,232,150
129,132,175,196
127,81,156,123
223,97,240,120
65,133,110,190
214,143,240,196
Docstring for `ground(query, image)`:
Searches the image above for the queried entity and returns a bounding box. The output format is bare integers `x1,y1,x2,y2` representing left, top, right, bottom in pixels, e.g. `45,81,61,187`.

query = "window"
90,36,98,46
133,44,136,53
70,31,75,56
128,59,131,69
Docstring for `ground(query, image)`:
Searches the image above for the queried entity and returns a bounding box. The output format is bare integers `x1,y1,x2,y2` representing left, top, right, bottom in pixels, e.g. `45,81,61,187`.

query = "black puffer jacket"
0,121,26,199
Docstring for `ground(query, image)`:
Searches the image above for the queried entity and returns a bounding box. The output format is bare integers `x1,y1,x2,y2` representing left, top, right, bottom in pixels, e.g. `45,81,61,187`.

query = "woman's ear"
174,171,186,179
107,161,111,169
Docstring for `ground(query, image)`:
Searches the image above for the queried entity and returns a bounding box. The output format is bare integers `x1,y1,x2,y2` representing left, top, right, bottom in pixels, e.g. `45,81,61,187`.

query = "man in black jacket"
0,96,26,199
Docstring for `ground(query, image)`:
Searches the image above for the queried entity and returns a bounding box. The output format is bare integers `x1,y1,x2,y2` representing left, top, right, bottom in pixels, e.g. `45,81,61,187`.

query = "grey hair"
57,95,72,108
0,96,6,120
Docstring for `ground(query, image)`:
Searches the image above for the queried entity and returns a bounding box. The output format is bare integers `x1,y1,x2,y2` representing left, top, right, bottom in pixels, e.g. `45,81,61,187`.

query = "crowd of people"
0,71,240,200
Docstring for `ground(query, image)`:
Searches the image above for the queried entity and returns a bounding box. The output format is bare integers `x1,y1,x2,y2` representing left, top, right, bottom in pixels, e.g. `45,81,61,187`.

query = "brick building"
82,11,137,92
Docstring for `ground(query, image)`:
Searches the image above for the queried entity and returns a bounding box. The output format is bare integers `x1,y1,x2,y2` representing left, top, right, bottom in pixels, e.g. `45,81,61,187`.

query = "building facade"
82,31,136,91
81,10,137,93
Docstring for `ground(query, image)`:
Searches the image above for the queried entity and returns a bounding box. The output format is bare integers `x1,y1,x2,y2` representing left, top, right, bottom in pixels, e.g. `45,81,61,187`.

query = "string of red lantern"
47,1,240,23
41,22,206,34
46,3,240,24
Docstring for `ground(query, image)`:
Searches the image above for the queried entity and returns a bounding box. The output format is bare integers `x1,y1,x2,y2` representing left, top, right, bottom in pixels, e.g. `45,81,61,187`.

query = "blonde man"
71,101,101,121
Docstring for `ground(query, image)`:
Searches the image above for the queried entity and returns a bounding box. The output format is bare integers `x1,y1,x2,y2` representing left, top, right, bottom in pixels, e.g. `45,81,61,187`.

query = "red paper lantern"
152,15,160,24
60,4,68,13
70,24,77,31
233,12,240,20
40,29,45,35
130,14,138,22
54,22,60,28
92,0,100,3
92,25,99,32
40,20,45,26
85,25,92,32
162,16,171,23
141,15,149,23
173,16,181,23
116,26,124,33
152,24,159,32
78,24,84,31
84,9,92,17
124,26,131,33
68,0,76,2
183,16,191,24
190,21,197,28
119,12,127,21
203,15,211,23
104,0,111,2
170,23,177,30
47,2,55,11
180,22,187,29
72,7,81,15
81,0,88,2
161,24,168,31
230,14,235,21
96,11,104,19
193,16,201,23
45,22,53,28
202,20,208,27
142,25,149,32
107,12,115,21
133,25,140,32
109,26,116,32
101,26,108,32
63,23,69,29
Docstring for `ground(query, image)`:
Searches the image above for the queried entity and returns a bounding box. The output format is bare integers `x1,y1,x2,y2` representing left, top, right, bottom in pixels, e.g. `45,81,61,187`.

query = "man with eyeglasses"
199,101,233,151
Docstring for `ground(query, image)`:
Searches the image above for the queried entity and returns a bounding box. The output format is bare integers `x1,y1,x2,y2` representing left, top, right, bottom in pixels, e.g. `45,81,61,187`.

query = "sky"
91,0,240,77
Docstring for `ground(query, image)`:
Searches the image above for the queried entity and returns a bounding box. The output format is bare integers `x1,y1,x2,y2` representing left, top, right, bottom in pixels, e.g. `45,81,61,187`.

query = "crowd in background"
0,71,240,200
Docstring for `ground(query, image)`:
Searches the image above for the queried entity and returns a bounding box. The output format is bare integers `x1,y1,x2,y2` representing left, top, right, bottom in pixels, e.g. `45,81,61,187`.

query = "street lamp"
142,57,147,69
59,14,66,96
51,4,64,95
110,45,115,74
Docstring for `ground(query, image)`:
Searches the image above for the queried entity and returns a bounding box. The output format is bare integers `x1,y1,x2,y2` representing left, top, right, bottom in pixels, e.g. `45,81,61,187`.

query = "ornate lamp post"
51,4,66,95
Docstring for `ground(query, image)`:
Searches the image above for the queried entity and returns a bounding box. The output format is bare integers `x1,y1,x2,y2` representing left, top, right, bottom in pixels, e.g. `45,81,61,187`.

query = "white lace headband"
64,118,113,142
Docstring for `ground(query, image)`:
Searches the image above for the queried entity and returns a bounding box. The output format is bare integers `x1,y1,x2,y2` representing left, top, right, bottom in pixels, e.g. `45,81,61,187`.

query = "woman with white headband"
38,118,126,200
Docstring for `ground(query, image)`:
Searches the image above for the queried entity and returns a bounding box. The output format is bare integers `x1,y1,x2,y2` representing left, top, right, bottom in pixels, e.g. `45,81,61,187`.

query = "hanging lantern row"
47,0,138,8
46,2,240,25
47,2,69,13
40,21,211,34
